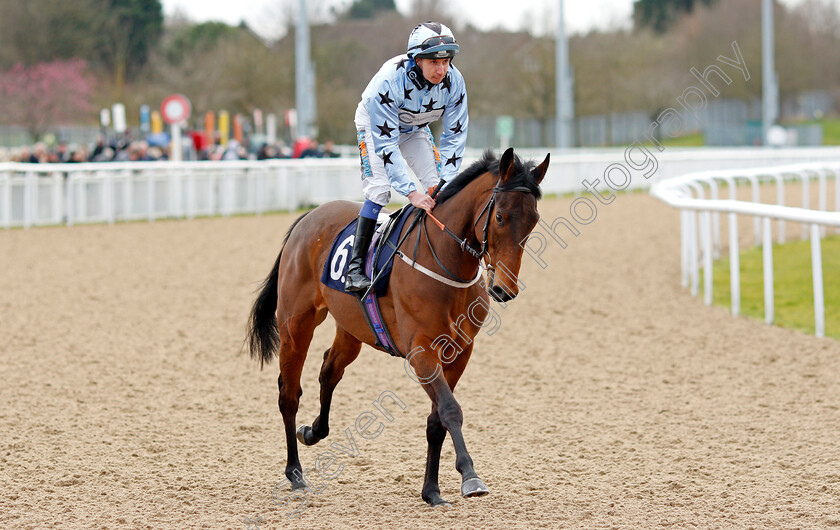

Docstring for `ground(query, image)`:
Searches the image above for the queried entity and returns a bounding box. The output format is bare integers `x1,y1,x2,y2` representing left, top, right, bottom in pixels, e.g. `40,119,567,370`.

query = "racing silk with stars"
357,54,469,196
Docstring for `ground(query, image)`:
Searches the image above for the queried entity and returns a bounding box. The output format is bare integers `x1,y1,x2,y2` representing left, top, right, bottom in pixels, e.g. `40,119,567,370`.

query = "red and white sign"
161,94,192,125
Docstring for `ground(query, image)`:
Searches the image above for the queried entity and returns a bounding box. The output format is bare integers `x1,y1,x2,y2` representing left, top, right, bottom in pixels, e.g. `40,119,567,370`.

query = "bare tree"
0,0,100,68
144,26,293,126
408,0,451,22
791,0,840,37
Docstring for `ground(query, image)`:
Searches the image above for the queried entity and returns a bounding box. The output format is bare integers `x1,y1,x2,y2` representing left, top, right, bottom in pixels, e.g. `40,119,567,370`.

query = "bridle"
362,175,535,299
415,177,533,283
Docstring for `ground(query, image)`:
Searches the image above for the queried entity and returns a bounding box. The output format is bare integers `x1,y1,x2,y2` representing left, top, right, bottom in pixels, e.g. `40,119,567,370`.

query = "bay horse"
247,147,549,507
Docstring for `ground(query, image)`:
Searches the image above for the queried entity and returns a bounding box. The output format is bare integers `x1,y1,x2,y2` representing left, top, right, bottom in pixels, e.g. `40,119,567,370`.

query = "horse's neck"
423,174,492,278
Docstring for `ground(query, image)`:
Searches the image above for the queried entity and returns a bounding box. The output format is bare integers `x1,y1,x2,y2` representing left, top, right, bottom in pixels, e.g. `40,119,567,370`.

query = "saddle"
320,205,419,356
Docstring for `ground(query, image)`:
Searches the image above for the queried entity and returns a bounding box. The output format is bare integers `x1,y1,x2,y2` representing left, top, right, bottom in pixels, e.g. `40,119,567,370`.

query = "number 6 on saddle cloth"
320,205,417,356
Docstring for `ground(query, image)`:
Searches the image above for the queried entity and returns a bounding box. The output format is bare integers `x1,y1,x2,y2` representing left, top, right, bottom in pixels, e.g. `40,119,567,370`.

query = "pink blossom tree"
0,59,96,141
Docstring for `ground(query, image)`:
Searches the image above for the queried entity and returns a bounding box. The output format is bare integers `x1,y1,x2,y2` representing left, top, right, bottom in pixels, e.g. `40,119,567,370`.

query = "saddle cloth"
320,206,417,357
320,206,415,296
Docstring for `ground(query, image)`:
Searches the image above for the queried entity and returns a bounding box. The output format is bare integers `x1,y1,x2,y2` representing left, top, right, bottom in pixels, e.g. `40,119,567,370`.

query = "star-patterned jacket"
356,54,469,197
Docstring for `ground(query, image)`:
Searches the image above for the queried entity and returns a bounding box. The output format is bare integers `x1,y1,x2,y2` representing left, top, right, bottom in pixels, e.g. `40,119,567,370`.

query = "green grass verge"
704,234,840,339
660,132,705,147
787,118,840,145
638,131,705,149
638,117,840,147
820,119,840,145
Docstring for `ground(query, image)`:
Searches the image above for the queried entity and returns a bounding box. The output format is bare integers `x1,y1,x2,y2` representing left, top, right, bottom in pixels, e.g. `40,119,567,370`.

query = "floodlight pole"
762,0,778,144
295,0,317,139
555,0,574,148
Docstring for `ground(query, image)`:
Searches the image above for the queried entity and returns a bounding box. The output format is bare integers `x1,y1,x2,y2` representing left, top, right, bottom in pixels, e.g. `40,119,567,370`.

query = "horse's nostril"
490,285,515,303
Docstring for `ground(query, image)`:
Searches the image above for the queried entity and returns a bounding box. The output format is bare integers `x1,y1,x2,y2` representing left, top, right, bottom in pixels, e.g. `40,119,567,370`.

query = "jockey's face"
416,57,450,85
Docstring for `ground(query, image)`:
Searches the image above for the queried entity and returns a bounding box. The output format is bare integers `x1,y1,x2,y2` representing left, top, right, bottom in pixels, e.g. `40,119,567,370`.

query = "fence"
4,147,840,230
650,162,840,337
0,159,361,228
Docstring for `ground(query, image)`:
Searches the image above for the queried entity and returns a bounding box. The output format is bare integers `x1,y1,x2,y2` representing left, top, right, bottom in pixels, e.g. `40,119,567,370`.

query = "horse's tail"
247,211,311,369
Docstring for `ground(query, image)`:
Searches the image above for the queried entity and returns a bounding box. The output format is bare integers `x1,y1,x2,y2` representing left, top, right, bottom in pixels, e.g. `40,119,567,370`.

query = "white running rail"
651,162,840,338
0,159,365,229
5,147,840,230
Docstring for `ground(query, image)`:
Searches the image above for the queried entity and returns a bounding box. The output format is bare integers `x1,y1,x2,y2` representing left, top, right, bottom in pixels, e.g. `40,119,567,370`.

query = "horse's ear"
499,147,515,182
532,153,550,185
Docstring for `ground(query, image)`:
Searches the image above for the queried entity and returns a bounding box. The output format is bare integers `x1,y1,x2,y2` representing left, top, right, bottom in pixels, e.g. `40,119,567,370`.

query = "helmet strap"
407,62,430,90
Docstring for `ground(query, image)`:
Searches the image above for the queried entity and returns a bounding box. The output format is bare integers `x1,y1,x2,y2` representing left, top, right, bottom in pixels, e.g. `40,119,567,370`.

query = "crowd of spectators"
203,137,341,161
0,138,168,163
0,136,343,163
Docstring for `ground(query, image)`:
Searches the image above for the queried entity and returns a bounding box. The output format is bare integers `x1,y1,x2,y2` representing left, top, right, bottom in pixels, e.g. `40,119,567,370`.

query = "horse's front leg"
411,341,489,505
421,406,448,507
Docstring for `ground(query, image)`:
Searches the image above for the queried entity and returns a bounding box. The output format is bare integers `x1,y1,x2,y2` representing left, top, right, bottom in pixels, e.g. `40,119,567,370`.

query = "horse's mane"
435,149,543,204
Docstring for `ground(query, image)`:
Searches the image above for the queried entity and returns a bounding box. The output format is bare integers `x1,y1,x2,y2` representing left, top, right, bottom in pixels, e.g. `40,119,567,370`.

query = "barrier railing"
651,162,840,338
0,159,364,229
6,147,840,230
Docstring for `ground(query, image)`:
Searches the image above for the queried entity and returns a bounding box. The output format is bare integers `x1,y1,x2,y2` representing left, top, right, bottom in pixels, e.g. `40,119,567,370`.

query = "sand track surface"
2,193,839,529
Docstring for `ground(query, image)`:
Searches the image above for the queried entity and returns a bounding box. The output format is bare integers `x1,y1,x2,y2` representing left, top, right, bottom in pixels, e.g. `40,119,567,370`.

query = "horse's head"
480,148,549,302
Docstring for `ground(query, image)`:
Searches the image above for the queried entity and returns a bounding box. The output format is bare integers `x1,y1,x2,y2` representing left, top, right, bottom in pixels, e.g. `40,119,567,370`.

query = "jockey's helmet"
407,22,459,60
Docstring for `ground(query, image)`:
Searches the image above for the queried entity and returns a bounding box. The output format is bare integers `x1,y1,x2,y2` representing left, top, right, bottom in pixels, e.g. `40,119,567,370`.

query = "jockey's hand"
407,190,436,213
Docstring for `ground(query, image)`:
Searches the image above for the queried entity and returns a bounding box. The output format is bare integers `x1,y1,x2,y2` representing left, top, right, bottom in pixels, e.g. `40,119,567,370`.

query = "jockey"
344,21,469,293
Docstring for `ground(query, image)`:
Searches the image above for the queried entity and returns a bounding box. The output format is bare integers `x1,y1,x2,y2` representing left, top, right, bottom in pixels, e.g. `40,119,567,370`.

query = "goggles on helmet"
410,34,459,59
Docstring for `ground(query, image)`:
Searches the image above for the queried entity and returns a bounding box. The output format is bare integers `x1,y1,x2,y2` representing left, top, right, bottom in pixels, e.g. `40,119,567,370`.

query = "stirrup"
344,264,371,292
344,214,377,293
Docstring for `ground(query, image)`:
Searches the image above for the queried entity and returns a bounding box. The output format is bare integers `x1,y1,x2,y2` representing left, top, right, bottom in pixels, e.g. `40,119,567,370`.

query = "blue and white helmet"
407,22,459,60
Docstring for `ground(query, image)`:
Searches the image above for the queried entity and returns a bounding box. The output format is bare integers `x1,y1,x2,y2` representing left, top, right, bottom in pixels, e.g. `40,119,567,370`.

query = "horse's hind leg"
276,310,318,490
297,326,362,446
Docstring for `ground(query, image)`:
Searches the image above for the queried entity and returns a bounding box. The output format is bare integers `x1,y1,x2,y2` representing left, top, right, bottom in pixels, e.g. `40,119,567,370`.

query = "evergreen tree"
163,22,242,65
633,0,717,33
96,0,164,96
344,0,397,19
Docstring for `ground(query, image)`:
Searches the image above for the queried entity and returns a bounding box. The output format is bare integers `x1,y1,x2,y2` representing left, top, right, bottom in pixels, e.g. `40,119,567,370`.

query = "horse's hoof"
286,468,308,491
424,493,451,507
461,477,490,498
296,425,309,445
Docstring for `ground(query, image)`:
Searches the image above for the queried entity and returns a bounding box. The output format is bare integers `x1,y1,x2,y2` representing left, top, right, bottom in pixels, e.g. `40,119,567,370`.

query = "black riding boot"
344,215,377,293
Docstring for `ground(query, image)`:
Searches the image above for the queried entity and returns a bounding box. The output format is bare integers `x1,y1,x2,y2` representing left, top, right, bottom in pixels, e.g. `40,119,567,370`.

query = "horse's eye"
495,213,504,225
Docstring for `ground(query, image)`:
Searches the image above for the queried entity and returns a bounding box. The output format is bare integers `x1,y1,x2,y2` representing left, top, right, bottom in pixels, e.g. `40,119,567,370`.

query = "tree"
162,21,243,65
407,0,451,21
0,0,100,68
0,60,96,141
0,0,162,98
634,0,717,33
149,24,293,124
95,0,164,99
267,11,414,143
343,0,397,19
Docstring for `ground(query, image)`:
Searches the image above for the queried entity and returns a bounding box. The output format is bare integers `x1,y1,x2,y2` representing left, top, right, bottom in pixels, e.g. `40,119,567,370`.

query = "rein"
414,178,533,283
360,175,533,297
